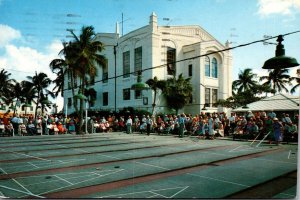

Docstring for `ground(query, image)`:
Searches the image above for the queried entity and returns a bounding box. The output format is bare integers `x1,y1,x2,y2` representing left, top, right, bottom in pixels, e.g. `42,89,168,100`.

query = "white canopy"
233,93,299,112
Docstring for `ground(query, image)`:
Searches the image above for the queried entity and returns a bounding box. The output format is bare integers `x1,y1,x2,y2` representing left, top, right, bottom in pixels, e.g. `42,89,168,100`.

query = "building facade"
64,12,233,115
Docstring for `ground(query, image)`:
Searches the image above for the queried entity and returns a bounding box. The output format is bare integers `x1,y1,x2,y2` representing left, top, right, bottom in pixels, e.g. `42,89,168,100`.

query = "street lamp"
131,71,150,91
262,35,299,69
74,91,88,133
23,103,31,116
131,71,150,111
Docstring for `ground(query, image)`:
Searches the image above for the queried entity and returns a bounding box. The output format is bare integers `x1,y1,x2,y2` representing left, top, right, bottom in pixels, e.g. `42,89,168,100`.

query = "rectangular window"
205,88,211,107
0,105,5,110
123,88,130,100
167,47,176,75
103,92,108,106
212,89,218,107
189,94,193,104
188,64,193,77
90,77,95,85
134,47,142,75
102,72,108,83
67,98,72,107
135,90,142,99
123,51,130,78
103,59,108,83
68,72,72,89
205,57,210,77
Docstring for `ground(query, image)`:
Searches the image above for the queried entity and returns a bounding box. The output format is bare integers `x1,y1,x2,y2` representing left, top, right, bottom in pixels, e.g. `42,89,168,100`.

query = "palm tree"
290,69,300,94
146,76,166,115
49,58,66,97
8,81,26,114
232,68,258,94
0,69,15,104
163,74,193,114
260,69,291,94
64,26,107,133
26,72,53,118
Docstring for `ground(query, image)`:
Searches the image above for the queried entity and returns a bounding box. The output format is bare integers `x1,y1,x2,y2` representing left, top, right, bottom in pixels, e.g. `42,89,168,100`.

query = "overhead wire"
1,30,300,88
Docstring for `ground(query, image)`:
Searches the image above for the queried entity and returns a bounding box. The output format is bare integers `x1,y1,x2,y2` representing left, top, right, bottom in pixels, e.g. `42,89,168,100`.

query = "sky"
0,0,300,111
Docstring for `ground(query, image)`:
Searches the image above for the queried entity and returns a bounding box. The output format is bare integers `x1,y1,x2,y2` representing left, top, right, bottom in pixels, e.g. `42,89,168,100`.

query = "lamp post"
74,92,88,134
114,44,118,113
262,35,299,69
41,97,52,118
200,83,208,112
23,103,31,116
131,71,150,111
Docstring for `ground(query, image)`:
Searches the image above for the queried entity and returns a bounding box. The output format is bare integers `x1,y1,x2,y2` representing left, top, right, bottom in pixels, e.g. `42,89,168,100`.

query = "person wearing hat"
126,116,133,134
272,117,283,145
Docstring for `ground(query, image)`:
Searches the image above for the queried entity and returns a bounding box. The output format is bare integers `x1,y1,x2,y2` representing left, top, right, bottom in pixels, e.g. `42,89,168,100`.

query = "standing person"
11,114,20,135
146,115,153,136
273,118,283,145
36,116,43,135
68,117,76,134
43,116,48,135
87,117,94,134
178,113,186,138
140,115,147,134
207,114,215,139
264,116,274,143
228,113,236,134
126,116,133,134
133,116,140,132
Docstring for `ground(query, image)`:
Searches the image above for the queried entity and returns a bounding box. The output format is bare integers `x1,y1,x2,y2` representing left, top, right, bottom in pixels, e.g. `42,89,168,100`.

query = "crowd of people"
0,111,298,145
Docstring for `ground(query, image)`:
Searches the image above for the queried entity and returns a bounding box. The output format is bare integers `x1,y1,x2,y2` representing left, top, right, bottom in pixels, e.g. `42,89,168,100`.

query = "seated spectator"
19,123,27,136
287,123,298,143
5,121,14,136
0,120,5,135
57,122,66,134
27,120,37,135
52,122,59,135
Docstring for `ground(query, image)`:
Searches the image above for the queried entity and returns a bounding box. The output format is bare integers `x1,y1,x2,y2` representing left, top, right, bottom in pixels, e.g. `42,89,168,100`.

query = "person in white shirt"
146,115,153,136
126,116,133,134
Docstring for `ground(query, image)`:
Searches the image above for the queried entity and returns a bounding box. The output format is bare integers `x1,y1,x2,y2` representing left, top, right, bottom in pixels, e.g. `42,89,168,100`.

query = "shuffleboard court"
0,132,297,199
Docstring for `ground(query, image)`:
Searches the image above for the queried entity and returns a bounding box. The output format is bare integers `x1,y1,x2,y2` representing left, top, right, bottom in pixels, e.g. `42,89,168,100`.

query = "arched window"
205,56,210,77
212,58,218,78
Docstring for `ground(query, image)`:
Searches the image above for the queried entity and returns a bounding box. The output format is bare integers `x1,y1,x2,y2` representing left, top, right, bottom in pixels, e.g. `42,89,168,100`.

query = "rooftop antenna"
263,35,277,45
120,13,131,36
228,28,238,44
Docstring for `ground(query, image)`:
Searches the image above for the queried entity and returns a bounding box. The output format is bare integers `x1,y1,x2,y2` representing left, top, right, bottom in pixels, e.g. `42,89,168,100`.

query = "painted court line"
0,191,7,198
287,150,297,160
254,157,297,165
0,185,45,198
27,162,39,168
187,173,250,188
54,175,74,185
134,161,170,170
149,191,168,198
97,153,120,159
38,168,124,195
0,167,35,196
169,186,189,198
97,186,189,198
228,144,261,153
0,148,51,161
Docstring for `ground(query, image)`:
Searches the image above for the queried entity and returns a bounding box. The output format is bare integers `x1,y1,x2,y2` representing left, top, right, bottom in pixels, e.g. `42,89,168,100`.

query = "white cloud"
0,24,21,47
0,26,64,110
257,0,300,17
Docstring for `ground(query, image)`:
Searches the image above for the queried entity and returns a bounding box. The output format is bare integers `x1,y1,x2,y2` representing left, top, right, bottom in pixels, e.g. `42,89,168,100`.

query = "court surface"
0,132,297,199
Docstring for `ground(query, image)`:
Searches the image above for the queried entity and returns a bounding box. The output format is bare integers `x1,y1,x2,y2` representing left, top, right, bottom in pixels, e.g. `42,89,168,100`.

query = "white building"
64,12,233,115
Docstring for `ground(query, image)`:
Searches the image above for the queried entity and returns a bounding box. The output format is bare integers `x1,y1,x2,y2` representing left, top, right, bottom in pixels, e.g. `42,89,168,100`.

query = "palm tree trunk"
78,77,85,134
71,72,79,115
151,90,157,115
